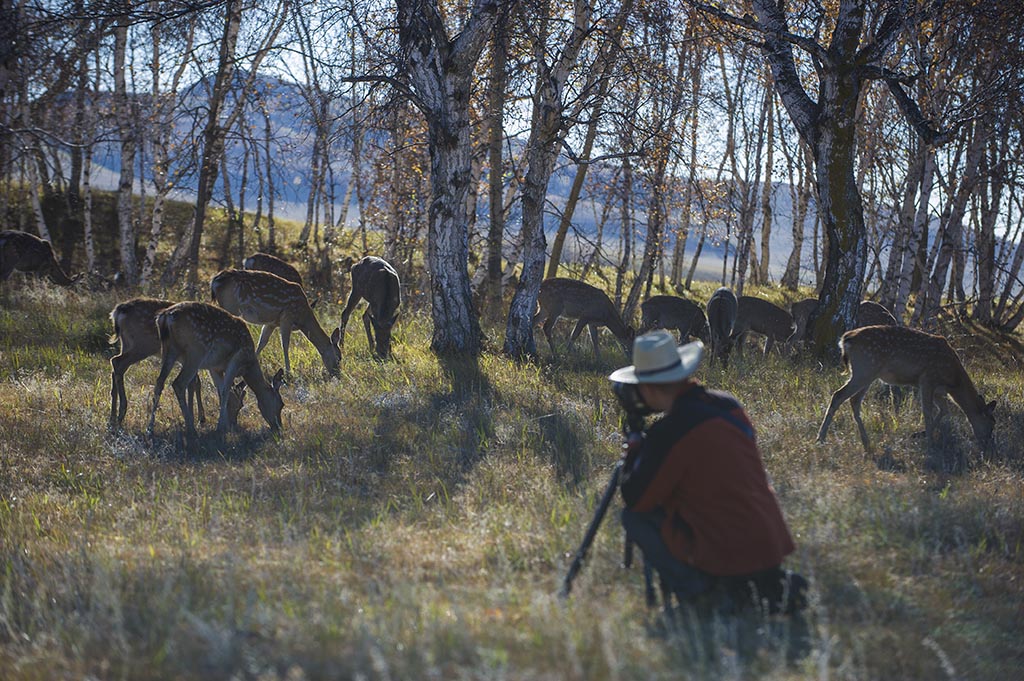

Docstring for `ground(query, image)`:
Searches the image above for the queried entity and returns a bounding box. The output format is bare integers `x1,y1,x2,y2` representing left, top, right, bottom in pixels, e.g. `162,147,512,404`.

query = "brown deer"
816,325,996,454
109,298,245,431
640,295,710,344
706,287,737,365
338,256,401,358
243,252,303,286
790,298,898,345
0,230,75,286
732,296,794,357
210,269,341,377
534,278,635,360
147,302,284,440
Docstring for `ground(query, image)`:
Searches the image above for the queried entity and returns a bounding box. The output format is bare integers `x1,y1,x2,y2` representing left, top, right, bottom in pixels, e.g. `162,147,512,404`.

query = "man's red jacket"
621,382,795,576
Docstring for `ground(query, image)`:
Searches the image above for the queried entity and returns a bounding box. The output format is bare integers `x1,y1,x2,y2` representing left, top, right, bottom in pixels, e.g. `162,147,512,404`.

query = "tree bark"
397,0,499,355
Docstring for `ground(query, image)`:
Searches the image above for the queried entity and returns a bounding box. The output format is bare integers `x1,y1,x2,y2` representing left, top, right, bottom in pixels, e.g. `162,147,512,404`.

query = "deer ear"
271,368,285,389
986,399,996,413
331,326,342,345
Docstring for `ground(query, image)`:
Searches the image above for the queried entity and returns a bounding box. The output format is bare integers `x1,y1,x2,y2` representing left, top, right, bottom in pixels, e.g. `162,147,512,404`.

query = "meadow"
1,267,1022,680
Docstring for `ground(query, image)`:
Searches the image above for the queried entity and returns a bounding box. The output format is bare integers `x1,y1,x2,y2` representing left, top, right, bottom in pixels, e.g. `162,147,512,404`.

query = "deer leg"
588,323,602,362
171,358,202,442
188,375,205,425
363,309,375,355
567,319,588,354
764,335,775,357
255,324,275,355
849,387,873,454
918,378,939,443
279,319,293,376
109,352,137,430
541,315,559,356
337,290,362,348
147,347,179,437
817,377,872,444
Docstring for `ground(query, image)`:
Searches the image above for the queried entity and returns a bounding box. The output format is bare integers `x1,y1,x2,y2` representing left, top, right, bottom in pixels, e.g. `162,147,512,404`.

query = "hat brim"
608,341,703,384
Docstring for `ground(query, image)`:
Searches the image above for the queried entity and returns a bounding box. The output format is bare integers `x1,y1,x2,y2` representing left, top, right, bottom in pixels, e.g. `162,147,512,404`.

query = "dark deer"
640,295,710,344
243,252,303,286
706,287,737,366
0,230,75,286
790,298,898,345
109,298,245,431
338,256,401,358
732,296,795,357
534,278,635,360
211,269,341,377
148,302,284,441
817,325,996,454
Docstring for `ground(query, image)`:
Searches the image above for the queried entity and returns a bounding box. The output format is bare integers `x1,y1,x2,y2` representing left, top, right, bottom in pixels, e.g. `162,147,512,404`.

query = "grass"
0,269,1022,680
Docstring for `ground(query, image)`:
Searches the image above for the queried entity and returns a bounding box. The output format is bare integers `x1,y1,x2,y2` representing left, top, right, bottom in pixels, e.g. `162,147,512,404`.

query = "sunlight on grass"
1,280,1022,680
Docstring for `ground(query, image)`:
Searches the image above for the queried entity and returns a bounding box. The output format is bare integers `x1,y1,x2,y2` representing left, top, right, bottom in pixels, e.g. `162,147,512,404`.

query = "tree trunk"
504,0,592,359
114,16,138,284
397,0,498,355
485,13,507,300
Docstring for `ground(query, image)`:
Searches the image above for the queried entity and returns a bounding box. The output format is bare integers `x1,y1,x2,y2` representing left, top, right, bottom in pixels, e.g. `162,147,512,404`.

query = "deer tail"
839,336,849,370
156,310,172,342
109,307,123,345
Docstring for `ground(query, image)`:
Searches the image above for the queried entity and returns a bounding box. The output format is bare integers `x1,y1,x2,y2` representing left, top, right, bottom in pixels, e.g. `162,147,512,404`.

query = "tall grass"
0,278,1022,680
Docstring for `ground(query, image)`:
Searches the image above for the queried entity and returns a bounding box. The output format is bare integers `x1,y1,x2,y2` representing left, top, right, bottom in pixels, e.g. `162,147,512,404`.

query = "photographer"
609,330,801,612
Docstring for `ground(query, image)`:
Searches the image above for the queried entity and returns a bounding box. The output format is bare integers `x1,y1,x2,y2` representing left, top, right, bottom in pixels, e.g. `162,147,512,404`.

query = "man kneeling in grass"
610,330,806,615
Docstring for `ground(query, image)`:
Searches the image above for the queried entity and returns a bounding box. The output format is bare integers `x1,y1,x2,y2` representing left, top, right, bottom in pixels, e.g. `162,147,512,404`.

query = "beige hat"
608,330,703,384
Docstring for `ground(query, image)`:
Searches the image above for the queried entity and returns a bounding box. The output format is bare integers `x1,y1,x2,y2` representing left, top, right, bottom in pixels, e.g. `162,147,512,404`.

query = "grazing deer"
790,298,898,345
243,252,303,286
706,287,737,365
109,298,245,431
0,230,75,286
816,325,996,454
147,302,284,440
534,278,635,360
732,296,795,357
210,269,340,377
640,295,710,344
338,256,401,358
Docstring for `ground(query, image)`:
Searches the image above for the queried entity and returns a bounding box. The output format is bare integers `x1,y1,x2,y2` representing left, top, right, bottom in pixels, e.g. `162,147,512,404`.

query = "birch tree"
396,0,500,355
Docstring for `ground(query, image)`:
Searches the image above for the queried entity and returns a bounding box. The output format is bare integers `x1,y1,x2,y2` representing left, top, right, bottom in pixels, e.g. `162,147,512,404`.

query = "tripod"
559,414,668,610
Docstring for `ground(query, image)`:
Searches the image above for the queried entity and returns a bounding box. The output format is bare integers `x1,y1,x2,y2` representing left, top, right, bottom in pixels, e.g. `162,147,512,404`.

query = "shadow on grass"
136,427,278,463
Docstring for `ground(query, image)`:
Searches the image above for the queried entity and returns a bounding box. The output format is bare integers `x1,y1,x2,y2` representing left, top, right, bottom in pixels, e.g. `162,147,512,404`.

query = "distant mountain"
79,72,846,286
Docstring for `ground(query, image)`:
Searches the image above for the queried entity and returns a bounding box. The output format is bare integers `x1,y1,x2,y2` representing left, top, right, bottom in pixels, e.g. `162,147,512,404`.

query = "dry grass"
0,275,1022,681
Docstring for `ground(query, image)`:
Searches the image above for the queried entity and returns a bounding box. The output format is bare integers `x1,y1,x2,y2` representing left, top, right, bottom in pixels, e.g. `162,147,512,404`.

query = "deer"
0,230,75,286
109,297,246,431
706,287,737,366
243,252,303,286
816,325,996,454
534,277,635,361
210,268,341,377
732,296,795,358
338,256,401,358
147,302,284,441
640,295,710,345
790,298,898,345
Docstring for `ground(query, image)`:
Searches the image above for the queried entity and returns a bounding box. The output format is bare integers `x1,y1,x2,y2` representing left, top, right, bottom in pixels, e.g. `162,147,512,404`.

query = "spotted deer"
243,252,303,286
640,295,710,344
0,230,75,286
210,269,340,377
706,287,737,365
109,297,244,431
534,278,635,360
816,325,996,454
338,256,401,358
147,302,284,440
732,296,795,357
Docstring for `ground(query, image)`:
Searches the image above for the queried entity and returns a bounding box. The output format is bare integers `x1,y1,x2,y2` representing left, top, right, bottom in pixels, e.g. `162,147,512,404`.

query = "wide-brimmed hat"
608,330,703,384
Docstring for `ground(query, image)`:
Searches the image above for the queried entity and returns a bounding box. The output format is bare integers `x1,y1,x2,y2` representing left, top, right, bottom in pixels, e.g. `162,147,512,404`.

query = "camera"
611,380,654,418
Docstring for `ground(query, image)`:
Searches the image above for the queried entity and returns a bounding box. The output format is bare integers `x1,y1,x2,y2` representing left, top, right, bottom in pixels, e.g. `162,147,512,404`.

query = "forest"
2,1,1023,680
3,0,1023,354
